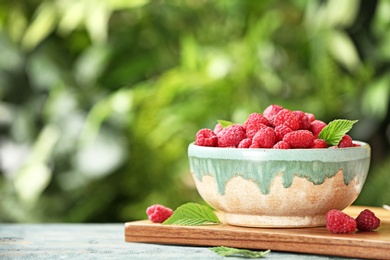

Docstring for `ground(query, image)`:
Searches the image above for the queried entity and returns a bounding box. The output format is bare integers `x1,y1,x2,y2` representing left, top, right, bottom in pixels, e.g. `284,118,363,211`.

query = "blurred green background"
0,0,389,223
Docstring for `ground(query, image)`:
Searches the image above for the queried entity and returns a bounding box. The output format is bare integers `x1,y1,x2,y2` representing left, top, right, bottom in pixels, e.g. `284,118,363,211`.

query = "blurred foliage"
0,0,389,223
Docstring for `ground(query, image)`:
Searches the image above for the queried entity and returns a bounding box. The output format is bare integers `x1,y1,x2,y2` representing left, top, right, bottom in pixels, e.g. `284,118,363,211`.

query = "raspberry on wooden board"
355,209,381,231
146,204,173,223
324,209,381,234
326,209,356,234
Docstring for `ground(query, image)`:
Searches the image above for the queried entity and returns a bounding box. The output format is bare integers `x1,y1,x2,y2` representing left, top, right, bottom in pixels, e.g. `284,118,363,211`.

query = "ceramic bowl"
188,141,370,228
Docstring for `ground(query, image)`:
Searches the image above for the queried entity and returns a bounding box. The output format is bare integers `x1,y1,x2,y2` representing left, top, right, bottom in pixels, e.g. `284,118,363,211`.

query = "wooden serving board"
125,206,390,259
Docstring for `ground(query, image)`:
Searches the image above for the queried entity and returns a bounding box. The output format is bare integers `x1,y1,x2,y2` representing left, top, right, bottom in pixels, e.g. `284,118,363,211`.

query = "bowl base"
223,213,326,228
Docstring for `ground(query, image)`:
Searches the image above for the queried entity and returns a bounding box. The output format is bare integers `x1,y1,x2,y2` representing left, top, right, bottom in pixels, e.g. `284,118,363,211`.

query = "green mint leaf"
162,203,220,226
209,246,270,258
217,120,234,128
318,119,358,146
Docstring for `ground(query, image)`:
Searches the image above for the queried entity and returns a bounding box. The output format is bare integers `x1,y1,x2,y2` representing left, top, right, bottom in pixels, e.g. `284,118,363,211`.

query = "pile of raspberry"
195,104,355,149
326,209,381,233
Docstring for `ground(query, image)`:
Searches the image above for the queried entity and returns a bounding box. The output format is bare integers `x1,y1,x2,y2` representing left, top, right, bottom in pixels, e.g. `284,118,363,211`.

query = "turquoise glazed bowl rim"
188,141,370,162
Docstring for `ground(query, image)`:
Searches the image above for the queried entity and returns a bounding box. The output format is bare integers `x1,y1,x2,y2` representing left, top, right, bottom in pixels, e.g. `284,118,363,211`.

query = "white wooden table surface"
0,224,355,259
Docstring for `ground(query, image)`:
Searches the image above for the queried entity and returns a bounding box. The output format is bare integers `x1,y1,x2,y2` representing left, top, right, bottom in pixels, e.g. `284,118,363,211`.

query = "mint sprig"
318,119,358,146
210,246,270,258
217,119,234,128
163,203,220,226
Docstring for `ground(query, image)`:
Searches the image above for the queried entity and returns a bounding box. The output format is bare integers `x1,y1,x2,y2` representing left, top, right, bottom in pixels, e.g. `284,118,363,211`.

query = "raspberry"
356,209,381,231
218,124,246,147
305,112,315,122
326,209,356,233
292,110,311,130
238,138,252,148
310,120,327,138
146,204,174,223
338,134,353,148
263,104,284,125
195,128,218,147
249,143,260,148
274,109,300,131
244,113,270,139
283,130,314,148
213,123,223,135
274,124,293,142
273,141,290,149
311,139,328,148
252,126,276,148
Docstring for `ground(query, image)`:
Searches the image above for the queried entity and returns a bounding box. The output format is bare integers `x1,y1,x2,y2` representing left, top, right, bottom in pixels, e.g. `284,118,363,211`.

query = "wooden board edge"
124,232,390,259
124,206,390,259
124,222,390,259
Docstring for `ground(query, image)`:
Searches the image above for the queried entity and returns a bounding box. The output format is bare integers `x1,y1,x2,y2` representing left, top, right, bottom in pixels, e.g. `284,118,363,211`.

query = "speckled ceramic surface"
188,142,371,227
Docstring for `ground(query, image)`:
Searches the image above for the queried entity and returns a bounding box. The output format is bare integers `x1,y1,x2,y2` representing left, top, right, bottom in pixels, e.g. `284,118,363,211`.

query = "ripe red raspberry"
292,110,311,130
310,120,327,138
249,143,260,148
305,112,315,122
218,124,246,147
326,209,356,233
238,138,252,148
213,123,223,135
283,130,314,148
274,124,293,142
274,109,300,131
195,128,218,147
355,209,381,231
311,139,328,148
263,104,284,125
146,204,174,223
252,126,276,148
244,113,270,139
338,134,353,148
273,141,290,149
